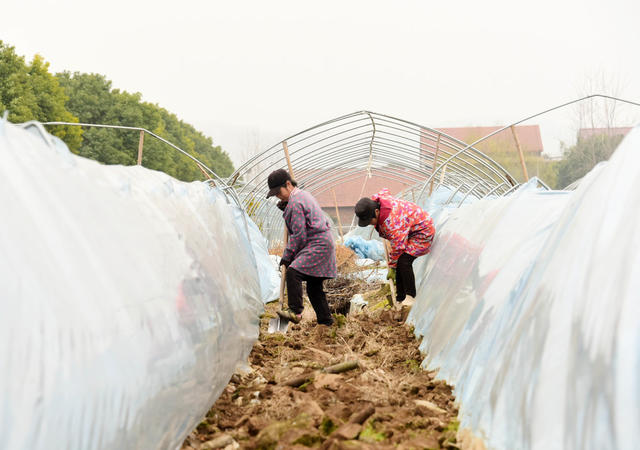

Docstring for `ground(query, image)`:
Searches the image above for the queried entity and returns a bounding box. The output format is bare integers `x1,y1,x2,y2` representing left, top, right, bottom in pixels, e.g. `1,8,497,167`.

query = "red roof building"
306,168,422,235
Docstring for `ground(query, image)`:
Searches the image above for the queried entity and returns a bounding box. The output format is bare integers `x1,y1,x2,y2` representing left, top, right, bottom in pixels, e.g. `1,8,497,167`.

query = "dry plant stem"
323,360,359,374
281,360,359,387
348,405,376,424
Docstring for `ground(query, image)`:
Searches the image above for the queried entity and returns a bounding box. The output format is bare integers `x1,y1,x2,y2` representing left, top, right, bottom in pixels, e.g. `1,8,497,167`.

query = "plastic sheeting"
0,121,269,449
408,127,640,449
343,235,385,261
231,207,280,303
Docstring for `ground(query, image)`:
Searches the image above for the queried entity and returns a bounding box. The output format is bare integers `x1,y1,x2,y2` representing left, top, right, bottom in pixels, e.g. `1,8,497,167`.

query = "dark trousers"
396,253,417,302
286,268,333,326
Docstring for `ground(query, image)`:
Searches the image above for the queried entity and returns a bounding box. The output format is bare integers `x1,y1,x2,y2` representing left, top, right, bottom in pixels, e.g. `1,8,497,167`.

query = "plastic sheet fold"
0,121,270,449
409,127,640,449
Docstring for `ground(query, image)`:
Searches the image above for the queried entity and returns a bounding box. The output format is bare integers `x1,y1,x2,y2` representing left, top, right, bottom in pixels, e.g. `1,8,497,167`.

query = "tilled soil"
182,282,459,450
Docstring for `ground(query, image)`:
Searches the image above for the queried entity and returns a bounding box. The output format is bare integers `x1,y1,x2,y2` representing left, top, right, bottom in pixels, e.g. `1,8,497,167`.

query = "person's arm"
385,217,411,268
282,201,307,263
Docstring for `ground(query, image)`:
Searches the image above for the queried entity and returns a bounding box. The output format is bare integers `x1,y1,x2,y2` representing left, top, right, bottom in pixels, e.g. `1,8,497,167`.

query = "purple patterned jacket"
282,188,337,279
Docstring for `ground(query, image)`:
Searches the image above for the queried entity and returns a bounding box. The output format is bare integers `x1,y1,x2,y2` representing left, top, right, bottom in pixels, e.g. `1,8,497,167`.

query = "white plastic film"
0,121,267,449
409,127,640,449
232,207,280,303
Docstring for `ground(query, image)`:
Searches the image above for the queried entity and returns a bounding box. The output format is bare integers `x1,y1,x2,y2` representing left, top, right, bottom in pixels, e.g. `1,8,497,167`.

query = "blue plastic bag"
344,235,385,261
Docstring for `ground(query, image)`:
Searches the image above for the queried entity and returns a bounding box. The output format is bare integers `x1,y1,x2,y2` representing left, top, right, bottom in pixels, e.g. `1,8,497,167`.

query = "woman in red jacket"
355,188,435,306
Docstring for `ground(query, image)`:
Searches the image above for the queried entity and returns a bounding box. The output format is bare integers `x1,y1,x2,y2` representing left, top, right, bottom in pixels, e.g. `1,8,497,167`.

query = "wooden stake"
196,163,214,183
136,130,144,165
282,140,295,177
348,172,371,233
439,163,447,188
428,134,441,197
510,125,529,181
332,189,344,241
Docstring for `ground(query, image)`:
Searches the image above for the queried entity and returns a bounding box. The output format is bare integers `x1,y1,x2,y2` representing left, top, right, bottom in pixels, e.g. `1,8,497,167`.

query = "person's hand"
387,267,396,283
279,258,291,268
277,200,288,211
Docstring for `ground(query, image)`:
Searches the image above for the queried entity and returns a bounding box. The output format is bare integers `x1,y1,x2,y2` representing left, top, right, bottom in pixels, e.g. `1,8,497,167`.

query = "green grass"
359,420,386,442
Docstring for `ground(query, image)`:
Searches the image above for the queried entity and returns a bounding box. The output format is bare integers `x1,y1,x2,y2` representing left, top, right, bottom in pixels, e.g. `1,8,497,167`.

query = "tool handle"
279,266,287,308
388,276,397,305
383,240,397,306
280,227,290,308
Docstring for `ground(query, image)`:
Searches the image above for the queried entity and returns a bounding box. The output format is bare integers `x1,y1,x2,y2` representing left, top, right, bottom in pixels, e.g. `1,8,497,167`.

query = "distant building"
431,125,544,156
578,127,633,140
304,168,422,235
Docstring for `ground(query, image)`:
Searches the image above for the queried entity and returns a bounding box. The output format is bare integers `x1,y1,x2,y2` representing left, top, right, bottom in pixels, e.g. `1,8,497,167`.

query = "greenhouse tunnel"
229,111,526,246
2,98,640,450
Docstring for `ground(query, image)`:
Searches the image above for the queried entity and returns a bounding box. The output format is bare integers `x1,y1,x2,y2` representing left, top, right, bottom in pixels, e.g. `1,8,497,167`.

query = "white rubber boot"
403,295,415,308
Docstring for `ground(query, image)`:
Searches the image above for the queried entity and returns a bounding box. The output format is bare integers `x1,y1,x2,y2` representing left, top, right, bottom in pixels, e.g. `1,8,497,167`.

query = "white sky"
2,0,640,163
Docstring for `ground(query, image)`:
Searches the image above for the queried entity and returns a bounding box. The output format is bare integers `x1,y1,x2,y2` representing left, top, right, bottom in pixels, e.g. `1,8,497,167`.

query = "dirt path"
181,277,459,450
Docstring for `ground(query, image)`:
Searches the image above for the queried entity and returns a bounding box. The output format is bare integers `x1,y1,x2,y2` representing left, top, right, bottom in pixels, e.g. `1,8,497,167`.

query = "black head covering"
266,169,292,198
354,197,379,227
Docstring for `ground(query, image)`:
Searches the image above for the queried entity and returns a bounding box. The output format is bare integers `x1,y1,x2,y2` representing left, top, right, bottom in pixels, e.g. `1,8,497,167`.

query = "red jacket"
373,188,435,267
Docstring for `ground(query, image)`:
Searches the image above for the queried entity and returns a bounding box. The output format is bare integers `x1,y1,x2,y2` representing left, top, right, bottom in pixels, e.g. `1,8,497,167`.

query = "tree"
57,71,235,180
0,41,82,150
554,71,636,188
556,134,622,188
573,70,637,132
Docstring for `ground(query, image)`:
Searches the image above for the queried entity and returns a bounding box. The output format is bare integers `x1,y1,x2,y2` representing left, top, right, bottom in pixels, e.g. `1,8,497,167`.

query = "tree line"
0,41,234,181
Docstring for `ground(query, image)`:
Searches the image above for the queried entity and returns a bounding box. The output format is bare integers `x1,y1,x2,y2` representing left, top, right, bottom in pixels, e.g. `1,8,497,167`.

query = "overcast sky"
2,0,640,163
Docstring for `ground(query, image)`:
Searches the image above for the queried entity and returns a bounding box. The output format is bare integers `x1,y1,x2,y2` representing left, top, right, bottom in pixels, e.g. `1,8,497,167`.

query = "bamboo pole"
136,130,144,165
282,140,295,177
348,172,371,233
332,189,345,241
428,134,441,197
510,125,529,181
196,163,214,183
439,163,447,187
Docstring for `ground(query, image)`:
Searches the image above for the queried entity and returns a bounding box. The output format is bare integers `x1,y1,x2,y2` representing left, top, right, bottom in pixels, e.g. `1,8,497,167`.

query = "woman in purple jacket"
266,169,337,326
